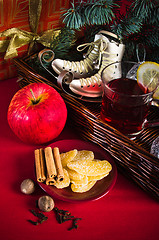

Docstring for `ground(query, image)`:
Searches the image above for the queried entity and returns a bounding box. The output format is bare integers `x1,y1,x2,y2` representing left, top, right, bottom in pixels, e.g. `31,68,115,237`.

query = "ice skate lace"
63,38,107,74
80,52,117,87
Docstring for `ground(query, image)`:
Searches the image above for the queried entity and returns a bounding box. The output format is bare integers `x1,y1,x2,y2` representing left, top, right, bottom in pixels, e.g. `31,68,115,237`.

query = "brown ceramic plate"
37,139,117,202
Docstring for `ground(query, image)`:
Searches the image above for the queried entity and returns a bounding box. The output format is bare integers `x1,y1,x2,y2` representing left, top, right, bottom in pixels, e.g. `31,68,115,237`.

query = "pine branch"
49,28,76,59
61,2,83,29
57,0,159,63
84,0,117,25
111,0,157,39
139,26,159,48
147,5,159,25
130,0,155,19
61,0,118,29
111,15,143,39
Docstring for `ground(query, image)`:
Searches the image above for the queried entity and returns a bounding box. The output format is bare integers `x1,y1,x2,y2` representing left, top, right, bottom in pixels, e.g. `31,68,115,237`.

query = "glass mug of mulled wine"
100,61,155,138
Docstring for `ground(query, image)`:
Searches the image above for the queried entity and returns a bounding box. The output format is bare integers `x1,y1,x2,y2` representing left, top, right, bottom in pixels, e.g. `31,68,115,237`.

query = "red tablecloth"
0,77,159,240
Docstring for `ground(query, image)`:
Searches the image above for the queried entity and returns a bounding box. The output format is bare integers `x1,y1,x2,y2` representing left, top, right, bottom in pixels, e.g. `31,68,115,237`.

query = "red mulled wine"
100,78,152,135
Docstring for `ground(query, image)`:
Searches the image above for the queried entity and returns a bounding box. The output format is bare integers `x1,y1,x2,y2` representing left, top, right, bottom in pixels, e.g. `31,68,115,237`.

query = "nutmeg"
20,179,35,194
38,195,54,212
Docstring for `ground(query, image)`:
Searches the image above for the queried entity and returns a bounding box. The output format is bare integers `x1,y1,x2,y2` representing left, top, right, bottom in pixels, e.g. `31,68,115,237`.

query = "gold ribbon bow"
0,0,60,59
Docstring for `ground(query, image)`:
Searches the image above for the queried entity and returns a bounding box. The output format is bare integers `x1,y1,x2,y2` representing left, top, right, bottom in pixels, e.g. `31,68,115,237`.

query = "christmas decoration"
0,0,70,80
67,30,125,98
23,0,159,82
60,0,159,63
0,0,60,60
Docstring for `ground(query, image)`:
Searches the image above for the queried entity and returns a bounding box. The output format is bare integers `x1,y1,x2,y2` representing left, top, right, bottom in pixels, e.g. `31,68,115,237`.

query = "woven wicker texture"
14,56,159,201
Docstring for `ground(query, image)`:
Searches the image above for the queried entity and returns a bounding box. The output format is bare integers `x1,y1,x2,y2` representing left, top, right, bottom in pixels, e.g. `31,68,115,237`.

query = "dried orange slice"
51,149,112,193
73,150,94,161
88,172,109,181
71,180,97,193
67,159,112,176
70,175,88,185
65,166,85,180
60,149,78,167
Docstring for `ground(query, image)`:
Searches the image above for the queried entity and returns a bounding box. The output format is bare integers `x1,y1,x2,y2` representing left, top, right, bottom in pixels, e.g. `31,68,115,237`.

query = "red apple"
7,82,67,144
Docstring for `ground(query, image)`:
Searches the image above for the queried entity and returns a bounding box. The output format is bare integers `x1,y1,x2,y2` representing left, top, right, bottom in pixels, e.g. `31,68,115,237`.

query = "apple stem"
30,89,37,104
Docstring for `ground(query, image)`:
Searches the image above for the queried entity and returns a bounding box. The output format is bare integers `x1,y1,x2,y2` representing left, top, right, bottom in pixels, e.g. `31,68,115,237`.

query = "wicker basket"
14,54,159,201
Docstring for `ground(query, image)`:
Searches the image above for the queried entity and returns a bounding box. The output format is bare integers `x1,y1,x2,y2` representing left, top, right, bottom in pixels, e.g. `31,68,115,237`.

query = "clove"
28,209,48,225
28,219,39,225
68,218,82,231
53,207,82,230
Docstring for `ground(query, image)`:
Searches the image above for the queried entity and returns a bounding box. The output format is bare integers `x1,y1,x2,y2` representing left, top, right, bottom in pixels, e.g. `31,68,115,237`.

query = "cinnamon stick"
34,148,46,182
45,176,56,185
53,147,64,182
44,147,57,185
